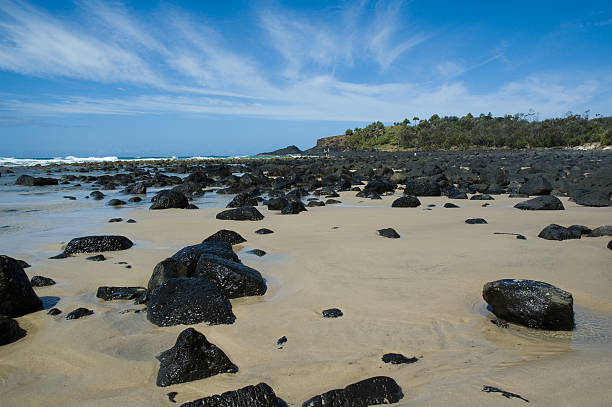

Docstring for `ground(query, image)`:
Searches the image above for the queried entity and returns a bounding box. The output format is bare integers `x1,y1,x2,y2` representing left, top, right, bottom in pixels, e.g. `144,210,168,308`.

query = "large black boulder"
15,174,58,186
0,255,43,317
227,192,259,208
50,235,133,258
150,190,189,209
519,176,552,195
404,178,440,196
483,279,574,330
203,230,246,245
181,383,279,407
148,258,189,292
265,197,288,211
302,376,404,407
391,196,421,208
156,328,237,387
514,195,565,210
281,200,307,214
147,277,236,327
0,315,26,345
588,225,612,237
171,241,239,275
538,224,581,241
194,255,267,299
216,206,264,221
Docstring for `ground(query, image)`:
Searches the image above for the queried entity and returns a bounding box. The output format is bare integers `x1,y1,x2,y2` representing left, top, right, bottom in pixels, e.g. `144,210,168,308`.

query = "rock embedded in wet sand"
216,206,264,221
181,382,279,407
465,218,488,224
0,255,43,317
322,308,343,318
378,228,400,239
30,276,56,287
150,190,189,210
96,286,147,302
302,376,404,407
483,279,574,330
538,224,582,241
50,235,133,258
203,229,246,245
391,195,421,208
255,228,274,235
514,195,565,210
65,307,94,320
0,315,26,345
15,174,58,186
382,353,418,365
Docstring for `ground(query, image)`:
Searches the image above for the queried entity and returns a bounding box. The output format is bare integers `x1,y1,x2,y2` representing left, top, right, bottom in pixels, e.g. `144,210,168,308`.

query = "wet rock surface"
377,228,400,239
538,224,582,241
181,382,279,407
96,286,147,302
322,308,343,318
150,190,189,209
203,229,246,245
391,195,421,208
0,255,43,317
194,255,267,299
382,353,418,365
0,315,26,345
30,276,56,287
65,307,94,320
216,206,264,221
302,376,404,407
50,235,133,258
514,195,565,210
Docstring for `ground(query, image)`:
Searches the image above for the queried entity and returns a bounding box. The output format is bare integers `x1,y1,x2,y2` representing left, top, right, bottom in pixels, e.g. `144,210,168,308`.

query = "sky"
0,0,611,157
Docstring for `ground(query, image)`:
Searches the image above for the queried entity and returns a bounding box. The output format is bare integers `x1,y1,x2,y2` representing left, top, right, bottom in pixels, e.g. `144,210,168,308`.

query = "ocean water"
0,155,247,167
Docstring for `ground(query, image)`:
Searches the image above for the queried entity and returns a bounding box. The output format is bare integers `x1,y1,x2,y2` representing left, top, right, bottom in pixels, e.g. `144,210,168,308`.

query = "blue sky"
1,0,611,157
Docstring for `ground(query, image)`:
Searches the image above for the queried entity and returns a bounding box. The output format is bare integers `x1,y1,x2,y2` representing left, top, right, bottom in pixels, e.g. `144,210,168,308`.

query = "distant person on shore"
324,145,329,158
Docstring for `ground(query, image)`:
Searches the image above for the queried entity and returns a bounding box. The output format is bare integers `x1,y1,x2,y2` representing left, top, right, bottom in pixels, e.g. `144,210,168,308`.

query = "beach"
2,167,611,406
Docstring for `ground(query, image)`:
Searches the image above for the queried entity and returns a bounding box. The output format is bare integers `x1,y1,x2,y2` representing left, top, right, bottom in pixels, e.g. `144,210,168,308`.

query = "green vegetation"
344,112,612,150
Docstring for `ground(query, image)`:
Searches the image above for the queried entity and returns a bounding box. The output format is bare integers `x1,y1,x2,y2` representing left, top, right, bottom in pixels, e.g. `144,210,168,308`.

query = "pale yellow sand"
1,193,611,406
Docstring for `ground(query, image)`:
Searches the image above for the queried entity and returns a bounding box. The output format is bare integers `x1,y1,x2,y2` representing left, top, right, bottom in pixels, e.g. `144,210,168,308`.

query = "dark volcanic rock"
65,307,94,320
171,241,239,275
482,385,529,403
571,189,611,207
281,200,307,215
568,225,591,236
255,228,274,235
322,308,343,318
181,382,278,407
227,192,259,208
247,249,266,257
378,228,400,239
15,260,30,268
538,224,581,241
608,240,612,250
364,179,397,195
96,286,147,301
391,196,421,208
86,254,106,261
203,230,246,245
443,202,459,208
150,190,189,209
194,255,267,299
147,277,235,327
0,255,43,317
470,194,494,200
108,218,123,223
148,258,189,292
107,199,126,206
258,145,302,156
519,176,552,196
0,315,26,345
216,206,264,221
277,336,287,346
482,279,574,330
90,191,105,200
15,174,58,186
382,353,418,365
124,182,147,195
447,188,468,199
30,276,56,287
465,218,488,224
156,327,237,387
514,195,565,210
128,196,142,203
266,197,288,211
51,235,133,258
588,225,612,237
404,178,440,196
47,308,62,315
302,376,403,407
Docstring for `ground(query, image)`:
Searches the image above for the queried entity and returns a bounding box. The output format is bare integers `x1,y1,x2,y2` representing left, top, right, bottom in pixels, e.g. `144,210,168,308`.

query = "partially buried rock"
15,174,58,186
277,336,287,346
226,192,259,208
382,353,418,365
86,254,106,261
483,279,574,330
465,218,488,224
90,191,104,200
156,327,237,387
443,202,459,208
0,255,43,317
588,225,612,237
150,190,189,210
255,228,274,235
30,276,56,287
302,376,404,407
108,218,123,223
247,249,266,257
148,258,188,293
538,224,581,241
171,241,239,275
216,206,264,221
128,196,142,203
470,194,494,200
107,199,126,206
325,199,341,205
47,308,61,315
391,195,421,208
181,383,279,407
608,240,612,251
514,195,564,210
96,286,147,302
203,229,246,245
378,228,400,239
65,307,94,320
322,308,343,318
147,277,235,327
0,315,26,345
194,255,267,299
281,200,307,215
126,219,137,223
51,235,133,258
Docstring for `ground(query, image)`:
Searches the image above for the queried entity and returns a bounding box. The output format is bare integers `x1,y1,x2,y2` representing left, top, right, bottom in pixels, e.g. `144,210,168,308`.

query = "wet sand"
1,193,611,406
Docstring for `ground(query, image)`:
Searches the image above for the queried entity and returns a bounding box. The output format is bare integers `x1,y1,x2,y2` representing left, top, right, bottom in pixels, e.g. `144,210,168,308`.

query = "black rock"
266,197,288,211
567,225,591,236
465,218,488,224
588,225,612,237
185,204,199,209
156,328,237,387
128,196,142,203
404,178,440,196
307,200,325,207
378,228,400,239
194,255,267,299
514,195,564,210
216,206,264,221
470,194,494,200
147,277,235,327
96,286,147,301
281,200,307,215
391,196,421,208
0,255,43,317
255,228,274,235
607,239,612,250
30,276,56,287
63,196,76,200
483,279,574,330
227,192,259,208
181,383,279,407
277,336,287,346
168,392,178,403
0,315,26,345
15,174,58,186
571,189,611,207
86,254,106,261
443,202,459,208
107,199,126,206
447,188,468,199
302,376,404,407
322,308,343,318
258,145,303,156
482,385,529,403
108,218,123,223
150,190,189,209
51,235,133,258
203,230,246,245
126,219,137,223
65,307,94,320
364,179,397,195
325,199,341,205
124,182,147,195
171,241,240,275
148,258,189,292
90,191,105,200
538,224,581,241
381,353,418,365
47,308,61,315
247,249,266,257
519,176,552,196
15,260,30,268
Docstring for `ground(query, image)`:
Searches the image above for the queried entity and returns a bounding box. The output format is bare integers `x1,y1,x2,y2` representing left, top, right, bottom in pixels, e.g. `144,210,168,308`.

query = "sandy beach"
2,190,611,406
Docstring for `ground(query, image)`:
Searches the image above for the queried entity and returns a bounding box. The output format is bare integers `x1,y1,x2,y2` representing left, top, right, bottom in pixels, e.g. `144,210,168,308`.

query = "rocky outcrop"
257,145,303,156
